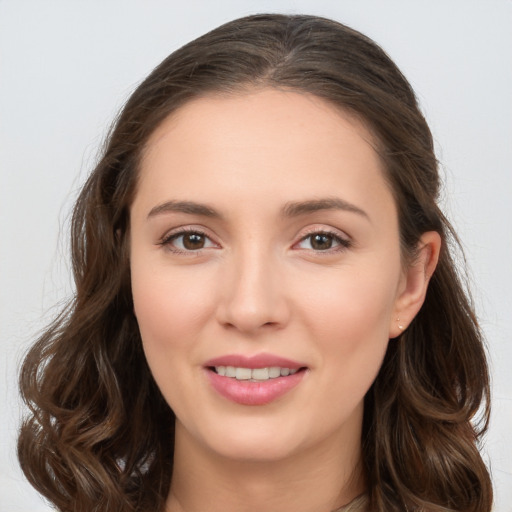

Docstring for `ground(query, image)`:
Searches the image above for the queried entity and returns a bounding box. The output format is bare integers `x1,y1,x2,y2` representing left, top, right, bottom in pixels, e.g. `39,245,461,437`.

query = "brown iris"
182,233,206,250
310,233,334,250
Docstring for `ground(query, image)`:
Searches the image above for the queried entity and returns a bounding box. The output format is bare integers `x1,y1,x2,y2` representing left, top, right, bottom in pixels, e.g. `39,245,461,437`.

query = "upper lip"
204,353,305,370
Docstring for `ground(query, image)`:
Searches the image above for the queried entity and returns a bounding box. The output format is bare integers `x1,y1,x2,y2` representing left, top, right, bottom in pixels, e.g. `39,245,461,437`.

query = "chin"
213,438,301,463
197,419,305,463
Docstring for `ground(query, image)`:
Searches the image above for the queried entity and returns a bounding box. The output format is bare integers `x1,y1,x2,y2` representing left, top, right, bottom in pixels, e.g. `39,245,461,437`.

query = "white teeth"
252,368,269,380
269,367,281,378
214,366,300,381
235,367,252,380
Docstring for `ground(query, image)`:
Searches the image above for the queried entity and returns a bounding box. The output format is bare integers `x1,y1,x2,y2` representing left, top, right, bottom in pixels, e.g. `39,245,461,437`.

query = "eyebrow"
146,197,369,221
147,200,222,219
281,198,369,220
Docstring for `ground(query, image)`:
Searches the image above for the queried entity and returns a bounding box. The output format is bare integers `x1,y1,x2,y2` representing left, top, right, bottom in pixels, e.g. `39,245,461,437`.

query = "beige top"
333,494,369,512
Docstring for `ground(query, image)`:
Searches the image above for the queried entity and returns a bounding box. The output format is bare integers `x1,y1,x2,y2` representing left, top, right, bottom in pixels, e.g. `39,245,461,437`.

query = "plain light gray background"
1,1,511,511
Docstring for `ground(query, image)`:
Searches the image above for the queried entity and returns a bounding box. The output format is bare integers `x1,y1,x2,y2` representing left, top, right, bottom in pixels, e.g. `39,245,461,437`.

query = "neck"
166,420,365,512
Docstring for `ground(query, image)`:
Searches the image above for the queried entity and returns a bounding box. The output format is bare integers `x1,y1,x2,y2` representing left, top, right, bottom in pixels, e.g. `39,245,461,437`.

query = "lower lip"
205,369,306,406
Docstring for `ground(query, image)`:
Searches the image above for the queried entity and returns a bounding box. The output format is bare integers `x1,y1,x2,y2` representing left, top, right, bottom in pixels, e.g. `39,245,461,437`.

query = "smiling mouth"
206,362,307,405
210,366,303,381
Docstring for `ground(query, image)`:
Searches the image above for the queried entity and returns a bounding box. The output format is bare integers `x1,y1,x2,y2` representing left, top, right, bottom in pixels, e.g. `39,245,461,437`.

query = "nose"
216,248,290,334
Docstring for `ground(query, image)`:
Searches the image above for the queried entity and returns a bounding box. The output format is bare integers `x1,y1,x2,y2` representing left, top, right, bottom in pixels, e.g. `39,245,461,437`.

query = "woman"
18,13,492,512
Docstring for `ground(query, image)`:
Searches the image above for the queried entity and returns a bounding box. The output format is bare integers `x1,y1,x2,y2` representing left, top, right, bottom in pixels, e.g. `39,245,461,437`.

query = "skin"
129,88,440,512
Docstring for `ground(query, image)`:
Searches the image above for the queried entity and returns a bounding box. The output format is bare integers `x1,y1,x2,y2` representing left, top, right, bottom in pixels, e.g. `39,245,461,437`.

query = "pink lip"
204,353,307,406
204,353,304,369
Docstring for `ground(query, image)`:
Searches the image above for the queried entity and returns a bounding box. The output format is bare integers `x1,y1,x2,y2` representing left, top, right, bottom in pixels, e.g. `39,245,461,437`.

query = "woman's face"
130,89,409,462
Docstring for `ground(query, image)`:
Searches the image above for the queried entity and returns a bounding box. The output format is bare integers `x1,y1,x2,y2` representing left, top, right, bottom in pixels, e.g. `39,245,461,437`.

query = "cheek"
300,263,398,337
131,261,216,367
296,263,399,389
130,263,220,417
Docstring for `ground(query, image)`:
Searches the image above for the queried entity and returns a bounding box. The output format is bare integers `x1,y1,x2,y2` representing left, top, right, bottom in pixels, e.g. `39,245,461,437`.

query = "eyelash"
158,228,352,255
158,227,216,255
294,229,352,253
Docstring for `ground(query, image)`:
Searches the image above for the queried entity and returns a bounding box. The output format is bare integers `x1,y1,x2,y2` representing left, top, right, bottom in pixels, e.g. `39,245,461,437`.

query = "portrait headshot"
1,1,511,511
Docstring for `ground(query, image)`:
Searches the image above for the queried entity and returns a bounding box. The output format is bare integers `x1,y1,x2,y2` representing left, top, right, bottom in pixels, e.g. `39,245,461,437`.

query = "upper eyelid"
295,233,350,248
295,225,351,241
160,225,216,243
292,226,353,253
157,224,351,247
159,228,220,255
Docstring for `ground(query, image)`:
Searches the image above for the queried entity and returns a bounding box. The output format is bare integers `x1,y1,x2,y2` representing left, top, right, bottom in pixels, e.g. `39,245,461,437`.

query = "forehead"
134,88,395,221
144,88,379,162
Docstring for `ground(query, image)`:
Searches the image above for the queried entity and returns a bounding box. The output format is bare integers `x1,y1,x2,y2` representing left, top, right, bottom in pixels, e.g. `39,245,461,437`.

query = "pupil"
311,234,332,250
183,233,205,250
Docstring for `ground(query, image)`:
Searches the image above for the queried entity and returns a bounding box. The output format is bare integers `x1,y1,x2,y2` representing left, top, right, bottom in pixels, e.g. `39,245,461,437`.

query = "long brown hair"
18,14,492,512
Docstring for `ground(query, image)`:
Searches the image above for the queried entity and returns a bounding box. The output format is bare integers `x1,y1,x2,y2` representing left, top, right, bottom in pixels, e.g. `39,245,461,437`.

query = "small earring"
397,317,404,330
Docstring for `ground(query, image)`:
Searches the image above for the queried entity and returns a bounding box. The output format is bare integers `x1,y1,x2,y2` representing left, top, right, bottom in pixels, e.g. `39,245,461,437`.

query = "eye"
296,231,351,251
161,229,217,252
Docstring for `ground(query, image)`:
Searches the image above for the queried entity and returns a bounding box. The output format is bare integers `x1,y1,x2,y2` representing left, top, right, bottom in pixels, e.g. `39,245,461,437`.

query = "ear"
389,231,441,338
